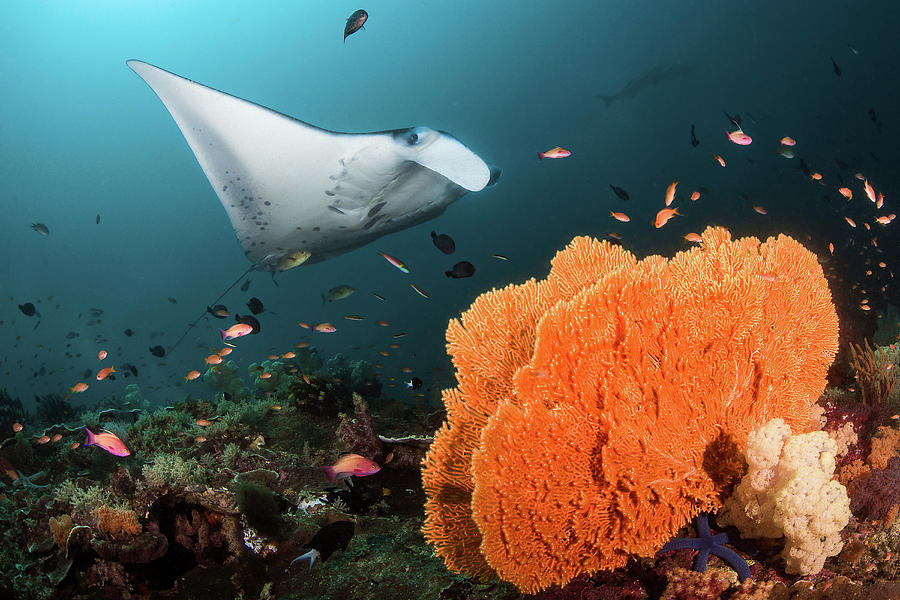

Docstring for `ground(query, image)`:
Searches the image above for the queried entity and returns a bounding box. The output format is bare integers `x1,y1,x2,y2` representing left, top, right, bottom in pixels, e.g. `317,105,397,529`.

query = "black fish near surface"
690,124,699,147
31,223,49,236
445,261,475,279
343,9,368,41
609,185,629,201
18,302,37,317
831,56,841,76
247,297,264,315
240,279,251,292
430,230,455,254
149,345,165,358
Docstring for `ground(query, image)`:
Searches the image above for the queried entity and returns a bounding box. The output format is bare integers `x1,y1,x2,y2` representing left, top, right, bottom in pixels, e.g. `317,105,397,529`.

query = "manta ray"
127,60,499,272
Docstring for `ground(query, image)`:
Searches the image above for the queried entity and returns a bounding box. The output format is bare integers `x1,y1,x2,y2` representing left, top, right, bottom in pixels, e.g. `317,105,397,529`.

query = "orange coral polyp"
422,227,839,593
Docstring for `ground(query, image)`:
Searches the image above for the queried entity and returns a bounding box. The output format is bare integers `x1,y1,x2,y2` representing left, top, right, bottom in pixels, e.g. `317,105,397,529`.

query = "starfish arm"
657,537,701,554
693,547,711,572
710,546,751,582
696,514,712,538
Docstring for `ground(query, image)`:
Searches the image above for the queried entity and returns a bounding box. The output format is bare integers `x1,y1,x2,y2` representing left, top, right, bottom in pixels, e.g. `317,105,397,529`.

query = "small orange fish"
684,232,702,243
864,179,876,203
690,191,700,202
218,347,233,357
378,251,409,273
713,154,726,167
753,205,767,215
844,216,857,228
606,231,623,240
196,418,212,427
267,354,279,360
664,181,677,207
828,242,834,254
12,422,22,433
195,436,207,443
400,366,413,373
83,427,130,456
185,370,201,381
97,350,108,360
875,216,893,225
259,372,272,379
51,433,62,443
282,351,296,359
538,146,571,160
863,223,870,230
860,304,871,311
876,192,884,209
654,207,680,228
70,382,88,393
379,350,390,357
376,320,390,327
96,366,116,381
298,321,310,329
219,323,253,341
295,341,310,348
36,435,50,444
389,343,400,349
610,211,630,222
854,172,865,181
838,187,852,199
810,172,823,181
314,322,337,333
779,136,796,146
321,454,380,485
69,442,80,451
205,354,223,365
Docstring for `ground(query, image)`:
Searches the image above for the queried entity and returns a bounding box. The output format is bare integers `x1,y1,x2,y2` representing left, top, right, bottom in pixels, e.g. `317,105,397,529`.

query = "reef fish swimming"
343,9,368,41
83,427,130,457
127,60,498,272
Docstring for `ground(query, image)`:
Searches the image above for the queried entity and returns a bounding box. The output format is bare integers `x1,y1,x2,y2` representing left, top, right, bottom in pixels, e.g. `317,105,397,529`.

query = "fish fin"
321,465,336,486
290,549,320,570
83,427,95,446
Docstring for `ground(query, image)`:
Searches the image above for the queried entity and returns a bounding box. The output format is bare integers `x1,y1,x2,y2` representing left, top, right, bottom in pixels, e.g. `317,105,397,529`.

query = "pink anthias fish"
538,146,571,160
83,427,130,457
725,127,752,145
219,322,253,341
321,454,380,486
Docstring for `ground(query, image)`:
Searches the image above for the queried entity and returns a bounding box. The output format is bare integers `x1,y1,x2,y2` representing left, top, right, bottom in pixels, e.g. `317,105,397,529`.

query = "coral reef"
849,339,899,405
717,419,851,575
422,227,839,592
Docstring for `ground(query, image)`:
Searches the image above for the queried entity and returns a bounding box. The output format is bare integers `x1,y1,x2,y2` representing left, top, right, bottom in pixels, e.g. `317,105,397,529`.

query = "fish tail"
83,427,95,446
218,329,227,342
537,152,544,160
321,465,337,486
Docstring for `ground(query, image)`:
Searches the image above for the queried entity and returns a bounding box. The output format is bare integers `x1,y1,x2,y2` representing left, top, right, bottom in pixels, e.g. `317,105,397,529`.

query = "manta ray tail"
170,265,256,352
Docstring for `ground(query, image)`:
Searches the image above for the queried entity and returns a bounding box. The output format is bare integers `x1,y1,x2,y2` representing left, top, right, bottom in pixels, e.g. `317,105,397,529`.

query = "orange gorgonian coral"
421,227,839,593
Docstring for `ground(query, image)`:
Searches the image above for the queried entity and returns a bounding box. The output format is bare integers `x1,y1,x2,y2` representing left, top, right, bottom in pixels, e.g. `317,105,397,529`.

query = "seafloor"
1,339,899,600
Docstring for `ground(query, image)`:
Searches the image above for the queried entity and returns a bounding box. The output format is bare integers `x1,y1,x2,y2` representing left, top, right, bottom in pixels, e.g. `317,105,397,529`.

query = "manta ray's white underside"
127,60,496,271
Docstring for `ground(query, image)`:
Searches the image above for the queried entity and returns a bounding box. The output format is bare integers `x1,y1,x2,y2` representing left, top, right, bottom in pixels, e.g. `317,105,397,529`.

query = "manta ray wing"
127,60,492,270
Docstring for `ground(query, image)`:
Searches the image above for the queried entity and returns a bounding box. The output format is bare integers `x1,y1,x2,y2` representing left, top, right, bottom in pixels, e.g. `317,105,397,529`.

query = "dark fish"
124,328,134,337
95,214,100,224
869,107,878,123
31,223,49,236
292,521,355,569
235,314,261,334
407,377,423,390
343,9,368,41
690,124,699,147
831,57,841,76
65,331,79,339
240,279,251,292
445,261,475,279
128,364,138,377
371,292,386,301
18,302,37,317
430,230,456,254
247,297,264,315
167,297,177,304
82,368,92,379
609,185,629,201
206,304,230,319
149,345,166,358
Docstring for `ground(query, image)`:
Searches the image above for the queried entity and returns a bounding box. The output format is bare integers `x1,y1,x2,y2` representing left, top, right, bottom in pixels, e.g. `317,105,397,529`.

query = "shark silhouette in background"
595,64,697,109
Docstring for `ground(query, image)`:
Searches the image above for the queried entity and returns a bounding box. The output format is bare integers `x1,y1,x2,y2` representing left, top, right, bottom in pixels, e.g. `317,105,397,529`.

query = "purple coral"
849,455,900,522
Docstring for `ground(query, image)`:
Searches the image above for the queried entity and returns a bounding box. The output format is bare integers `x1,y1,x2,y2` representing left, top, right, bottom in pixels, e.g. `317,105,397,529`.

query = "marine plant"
141,453,204,489
848,339,899,406
422,227,839,592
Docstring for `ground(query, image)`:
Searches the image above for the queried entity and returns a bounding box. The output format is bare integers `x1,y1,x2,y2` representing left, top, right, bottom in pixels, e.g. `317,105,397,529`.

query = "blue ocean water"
2,1,897,406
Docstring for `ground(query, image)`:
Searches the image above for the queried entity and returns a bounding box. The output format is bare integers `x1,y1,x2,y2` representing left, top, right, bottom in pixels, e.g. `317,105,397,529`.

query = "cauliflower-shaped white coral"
717,418,850,575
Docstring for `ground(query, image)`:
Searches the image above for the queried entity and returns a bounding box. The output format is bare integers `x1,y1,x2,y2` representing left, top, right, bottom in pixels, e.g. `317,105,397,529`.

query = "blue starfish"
656,513,750,581
11,470,50,492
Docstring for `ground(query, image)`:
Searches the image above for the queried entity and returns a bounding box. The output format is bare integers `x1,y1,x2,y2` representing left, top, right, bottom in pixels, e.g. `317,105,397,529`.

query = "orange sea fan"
423,227,839,593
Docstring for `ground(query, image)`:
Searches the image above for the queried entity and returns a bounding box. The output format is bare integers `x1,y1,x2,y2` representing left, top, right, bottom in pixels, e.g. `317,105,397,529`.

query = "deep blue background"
2,1,897,410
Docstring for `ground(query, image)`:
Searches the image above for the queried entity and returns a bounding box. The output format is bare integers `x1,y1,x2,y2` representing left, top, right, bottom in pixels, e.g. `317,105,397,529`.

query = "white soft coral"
717,418,851,575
